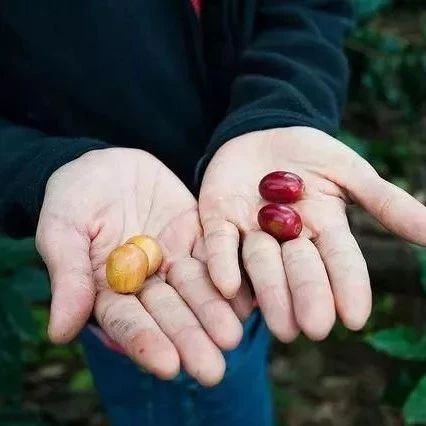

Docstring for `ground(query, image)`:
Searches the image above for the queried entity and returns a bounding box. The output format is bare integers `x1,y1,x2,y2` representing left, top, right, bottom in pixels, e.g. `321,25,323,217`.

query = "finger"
139,278,226,387
282,237,335,341
334,152,426,245
95,289,180,380
314,221,371,331
36,219,95,344
202,218,241,298
243,231,299,342
167,257,243,350
229,274,254,322
193,237,253,322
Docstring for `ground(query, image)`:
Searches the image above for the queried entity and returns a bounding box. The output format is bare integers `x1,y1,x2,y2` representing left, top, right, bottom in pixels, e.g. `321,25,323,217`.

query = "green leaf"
365,326,426,361
404,375,426,424
0,285,37,341
9,267,50,303
69,369,94,392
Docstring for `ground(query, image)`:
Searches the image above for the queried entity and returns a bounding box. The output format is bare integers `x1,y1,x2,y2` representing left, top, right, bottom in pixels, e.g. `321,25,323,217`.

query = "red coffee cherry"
259,171,304,203
258,204,302,241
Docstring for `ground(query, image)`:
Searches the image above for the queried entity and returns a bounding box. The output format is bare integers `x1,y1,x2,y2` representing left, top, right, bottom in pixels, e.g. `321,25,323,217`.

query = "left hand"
199,127,426,341
37,148,244,386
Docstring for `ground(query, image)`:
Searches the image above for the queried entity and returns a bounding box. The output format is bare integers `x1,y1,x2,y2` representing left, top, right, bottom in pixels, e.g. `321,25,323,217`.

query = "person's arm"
0,118,108,236
203,0,353,162
0,118,242,385
197,0,426,343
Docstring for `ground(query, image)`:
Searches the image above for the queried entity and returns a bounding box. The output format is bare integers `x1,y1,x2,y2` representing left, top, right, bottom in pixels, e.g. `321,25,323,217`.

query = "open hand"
199,127,426,341
36,148,243,386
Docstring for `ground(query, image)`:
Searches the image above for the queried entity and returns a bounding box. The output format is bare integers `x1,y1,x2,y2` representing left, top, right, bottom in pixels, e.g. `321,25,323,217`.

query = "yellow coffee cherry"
126,235,163,276
106,244,149,294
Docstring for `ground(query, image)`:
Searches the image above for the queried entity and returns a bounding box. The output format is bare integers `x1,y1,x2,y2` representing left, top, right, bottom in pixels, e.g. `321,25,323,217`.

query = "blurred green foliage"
1,0,426,424
347,1,426,423
343,0,426,189
0,240,93,425
366,326,426,362
0,239,49,424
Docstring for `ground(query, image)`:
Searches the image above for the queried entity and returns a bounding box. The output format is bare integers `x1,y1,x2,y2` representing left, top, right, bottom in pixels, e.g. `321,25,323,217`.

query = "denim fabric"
80,310,273,426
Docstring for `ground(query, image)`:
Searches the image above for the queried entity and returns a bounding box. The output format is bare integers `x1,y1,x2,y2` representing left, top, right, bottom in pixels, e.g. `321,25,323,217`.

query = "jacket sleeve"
204,0,354,158
0,118,109,237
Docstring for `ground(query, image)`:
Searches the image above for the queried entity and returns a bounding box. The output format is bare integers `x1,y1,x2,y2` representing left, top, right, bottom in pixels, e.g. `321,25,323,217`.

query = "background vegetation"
1,0,426,425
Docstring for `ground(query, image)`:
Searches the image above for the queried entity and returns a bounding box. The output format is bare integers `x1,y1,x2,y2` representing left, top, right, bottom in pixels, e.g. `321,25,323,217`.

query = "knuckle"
168,259,206,291
282,236,308,251
315,226,363,265
206,231,237,252
205,221,238,245
97,300,119,327
171,323,203,342
207,228,230,240
97,300,138,340
108,318,138,339
292,279,322,294
323,243,358,263
208,249,230,262
256,283,281,303
244,248,268,268
246,230,276,247
377,194,394,220
283,249,313,270
141,282,174,302
141,285,181,318
197,298,227,321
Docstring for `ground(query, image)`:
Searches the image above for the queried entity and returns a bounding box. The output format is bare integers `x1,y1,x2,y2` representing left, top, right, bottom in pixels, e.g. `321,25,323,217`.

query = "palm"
37,148,242,386
199,142,345,236
200,127,426,342
75,150,200,288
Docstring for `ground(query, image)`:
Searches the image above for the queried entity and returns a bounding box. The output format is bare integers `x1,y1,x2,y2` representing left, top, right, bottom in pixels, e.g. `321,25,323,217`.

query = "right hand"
36,147,244,386
199,127,426,342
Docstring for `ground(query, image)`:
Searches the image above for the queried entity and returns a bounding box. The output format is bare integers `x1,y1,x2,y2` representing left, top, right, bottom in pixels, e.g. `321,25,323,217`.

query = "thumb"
36,219,95,343
333,151,426,246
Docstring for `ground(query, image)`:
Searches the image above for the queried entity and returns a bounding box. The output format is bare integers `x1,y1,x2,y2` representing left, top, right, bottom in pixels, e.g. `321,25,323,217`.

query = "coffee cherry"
126,235,163,276
106,244,149,294
259,171,304,203
258,204,302,241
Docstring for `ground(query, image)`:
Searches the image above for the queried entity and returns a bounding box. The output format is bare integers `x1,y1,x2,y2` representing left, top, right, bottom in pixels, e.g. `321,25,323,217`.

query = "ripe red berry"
258,204,302,241
259,171,304,203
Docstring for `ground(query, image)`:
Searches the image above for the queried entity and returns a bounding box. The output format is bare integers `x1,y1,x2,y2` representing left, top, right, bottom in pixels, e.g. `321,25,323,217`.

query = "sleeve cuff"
30,137,110,222
194,109,337,189
4,137,110,236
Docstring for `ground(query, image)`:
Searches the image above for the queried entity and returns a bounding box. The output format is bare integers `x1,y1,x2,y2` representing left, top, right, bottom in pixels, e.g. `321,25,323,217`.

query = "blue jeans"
80,310,273,426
